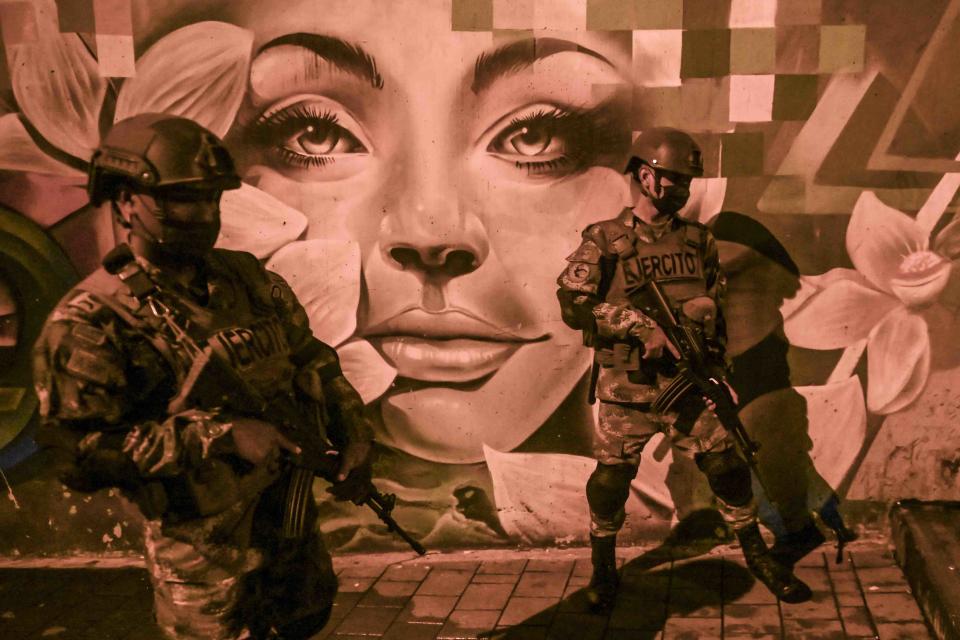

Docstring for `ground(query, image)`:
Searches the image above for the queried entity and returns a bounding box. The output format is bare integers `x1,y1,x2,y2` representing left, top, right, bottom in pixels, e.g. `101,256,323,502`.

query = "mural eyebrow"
257,33,385,89
472,37,613,94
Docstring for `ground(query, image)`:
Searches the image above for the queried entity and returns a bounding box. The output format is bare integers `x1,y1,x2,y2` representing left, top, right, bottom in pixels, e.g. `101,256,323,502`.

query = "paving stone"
339,563,389,578
471,573,520,585
603,629,663,640
396,595,459,623
525,559,574,573
488,625,549,639
856,566,912,593
661,616,721,639
513,571,568,598
382,564,432,582
864,592,925,622
572,558,594,578
782,617,845,638
435,561,481,572
780,589,841,619
559,585,594,613
851,549,897,568
436,609,500,639
666,587,722,618
548,612,607,640
827,570,860,594
794,567,832,592
567,575,590,588
335,604,401,635
382,621,442,640
417,570,474,597
839,606,875,636
456,582,515,610
835,589,867,607
723,603,781,636
875,621,933,639
339,577,377,593
608,598,666,630
795,551,829,567
479,560,527,575
358,580,421,607
499,596,560,626
728,574,778,605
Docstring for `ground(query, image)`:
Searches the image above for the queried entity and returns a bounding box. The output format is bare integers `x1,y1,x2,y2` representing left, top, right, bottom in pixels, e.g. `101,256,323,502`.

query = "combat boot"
586,534,619,612
770,518,826,569
736,523,812,604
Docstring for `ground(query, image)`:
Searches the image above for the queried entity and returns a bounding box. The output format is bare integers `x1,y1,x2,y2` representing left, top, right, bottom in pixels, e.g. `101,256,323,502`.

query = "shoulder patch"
565,241,602,265
71,323,107,347
64,348,119,387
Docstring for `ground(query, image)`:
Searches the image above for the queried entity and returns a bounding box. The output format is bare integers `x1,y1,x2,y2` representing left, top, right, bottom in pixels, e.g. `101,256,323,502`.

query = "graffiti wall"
0,0,958,556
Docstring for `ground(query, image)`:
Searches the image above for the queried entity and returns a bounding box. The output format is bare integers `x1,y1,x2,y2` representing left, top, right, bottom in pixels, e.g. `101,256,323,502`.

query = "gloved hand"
326,437,374,504
228,418,300,466
629,322,681,360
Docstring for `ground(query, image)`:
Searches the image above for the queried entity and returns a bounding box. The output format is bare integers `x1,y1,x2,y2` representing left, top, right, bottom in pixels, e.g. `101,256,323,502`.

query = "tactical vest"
78,249,298,405
597,219,709,314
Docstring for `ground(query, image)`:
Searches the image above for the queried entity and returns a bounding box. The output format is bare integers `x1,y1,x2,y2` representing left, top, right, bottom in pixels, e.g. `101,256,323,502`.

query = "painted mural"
0,0,958,556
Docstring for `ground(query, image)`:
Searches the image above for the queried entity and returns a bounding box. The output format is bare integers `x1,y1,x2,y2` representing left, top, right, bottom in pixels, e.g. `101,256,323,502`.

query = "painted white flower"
0,16,396,401
782,191,958,414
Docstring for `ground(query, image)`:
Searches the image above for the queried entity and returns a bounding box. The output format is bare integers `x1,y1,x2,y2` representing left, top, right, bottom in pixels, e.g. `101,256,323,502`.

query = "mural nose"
388,244,479,278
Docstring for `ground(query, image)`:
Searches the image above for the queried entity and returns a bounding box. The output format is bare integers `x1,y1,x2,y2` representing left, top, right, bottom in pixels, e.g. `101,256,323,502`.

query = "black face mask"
640,171,691,215
127,193,221,262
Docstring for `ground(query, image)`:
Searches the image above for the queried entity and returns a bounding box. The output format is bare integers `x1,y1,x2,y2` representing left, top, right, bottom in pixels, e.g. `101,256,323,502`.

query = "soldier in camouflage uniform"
556,128,811,610
32,114,374,640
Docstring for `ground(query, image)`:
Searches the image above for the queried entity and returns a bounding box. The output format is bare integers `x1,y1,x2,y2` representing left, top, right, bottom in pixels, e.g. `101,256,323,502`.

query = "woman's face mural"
215,0,633,463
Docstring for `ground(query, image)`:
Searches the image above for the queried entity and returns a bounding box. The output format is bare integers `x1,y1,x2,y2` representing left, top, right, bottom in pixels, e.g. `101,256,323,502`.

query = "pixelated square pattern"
586,0,683,30
0,2,39,46
56,0,95,33
773,74,819,120
633,30,682,87
721,132,764,176
819,25,865,73
730,28,776,74
730,74,775,122
680,29,730,78
93,0,133,35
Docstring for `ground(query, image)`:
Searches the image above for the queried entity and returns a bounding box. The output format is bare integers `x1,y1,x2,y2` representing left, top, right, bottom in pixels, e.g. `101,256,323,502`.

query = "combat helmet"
623,127,704,179
88,113,241,206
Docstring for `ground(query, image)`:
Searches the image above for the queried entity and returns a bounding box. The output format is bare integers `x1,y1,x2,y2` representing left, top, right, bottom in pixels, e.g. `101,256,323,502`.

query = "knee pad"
587,463,637,518
695,449,753,507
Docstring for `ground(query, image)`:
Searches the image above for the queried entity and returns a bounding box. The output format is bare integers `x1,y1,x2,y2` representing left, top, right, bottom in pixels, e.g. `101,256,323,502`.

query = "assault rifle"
627,279,764,489
101,246,425,555
171,342,427,555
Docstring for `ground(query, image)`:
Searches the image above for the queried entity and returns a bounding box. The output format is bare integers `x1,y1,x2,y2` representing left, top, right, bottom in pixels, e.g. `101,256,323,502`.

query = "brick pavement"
0,541,934,639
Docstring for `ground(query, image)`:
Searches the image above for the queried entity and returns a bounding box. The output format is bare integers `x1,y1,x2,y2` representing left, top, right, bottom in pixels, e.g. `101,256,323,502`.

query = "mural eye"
248,101,369,169
496,123,565,157
485,105,623,178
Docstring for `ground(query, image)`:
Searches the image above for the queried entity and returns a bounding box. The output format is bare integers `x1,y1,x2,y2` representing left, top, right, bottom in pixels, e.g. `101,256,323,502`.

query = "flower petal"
216,183,307,259
0,114,83,176
114,22,253,137
797,376,867,489
782,271,899,349
336,339,397,405
485,445,655,544
866,306,931,414
10,33,106,160
847,191,928,294
265,238,360,346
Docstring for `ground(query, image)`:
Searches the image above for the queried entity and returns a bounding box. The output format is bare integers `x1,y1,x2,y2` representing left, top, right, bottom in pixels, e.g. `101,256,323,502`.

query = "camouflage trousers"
590,400,757,536
144,515,337,640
